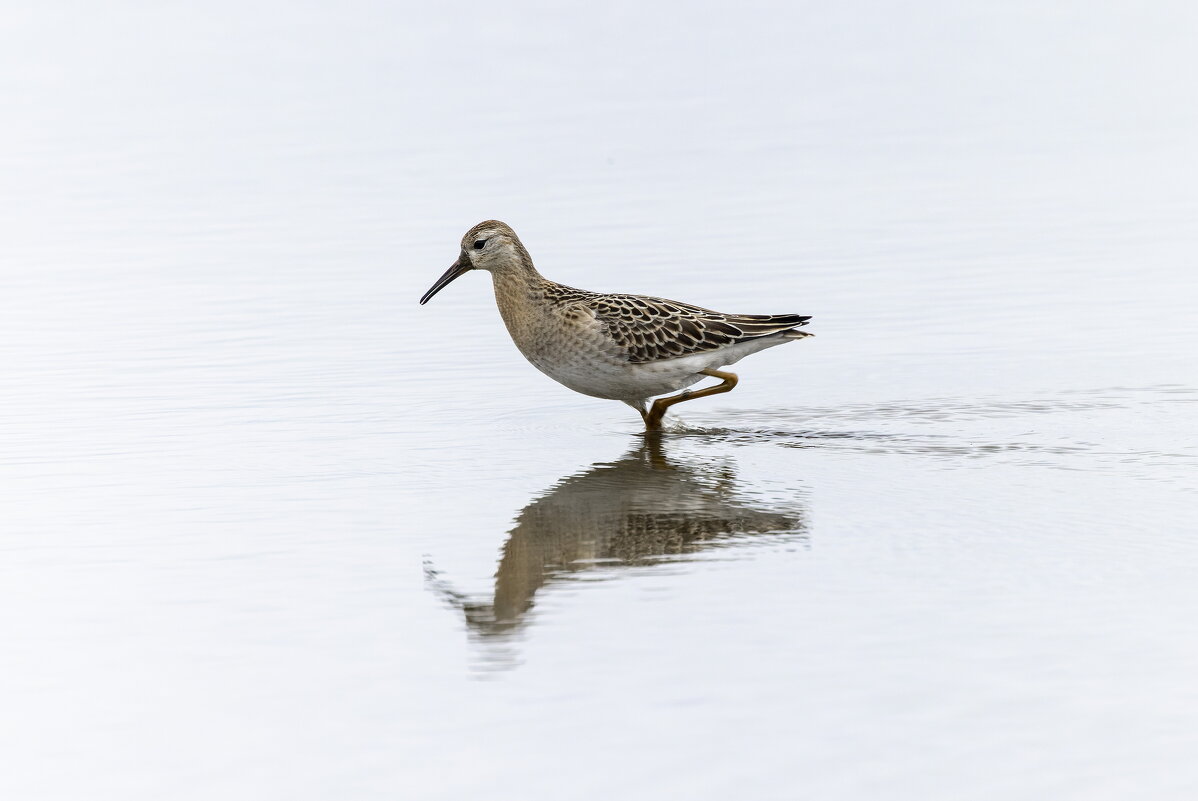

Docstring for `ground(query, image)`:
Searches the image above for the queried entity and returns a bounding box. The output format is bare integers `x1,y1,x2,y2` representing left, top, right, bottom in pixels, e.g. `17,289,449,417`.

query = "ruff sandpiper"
419,221,813,430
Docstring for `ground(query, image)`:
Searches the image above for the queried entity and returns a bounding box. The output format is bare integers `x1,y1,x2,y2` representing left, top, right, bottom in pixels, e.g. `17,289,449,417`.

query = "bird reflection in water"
425,434,807,662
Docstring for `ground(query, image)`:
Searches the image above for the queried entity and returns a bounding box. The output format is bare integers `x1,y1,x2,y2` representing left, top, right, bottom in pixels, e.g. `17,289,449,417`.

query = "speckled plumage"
419,220,813,428
550,286,811,365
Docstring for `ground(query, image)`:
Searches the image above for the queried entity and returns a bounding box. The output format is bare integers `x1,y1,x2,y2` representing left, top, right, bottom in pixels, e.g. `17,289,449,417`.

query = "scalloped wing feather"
577,292,812,364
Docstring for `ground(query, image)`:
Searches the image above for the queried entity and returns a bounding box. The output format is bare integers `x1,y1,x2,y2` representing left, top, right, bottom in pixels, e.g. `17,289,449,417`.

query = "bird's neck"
491,264,551,343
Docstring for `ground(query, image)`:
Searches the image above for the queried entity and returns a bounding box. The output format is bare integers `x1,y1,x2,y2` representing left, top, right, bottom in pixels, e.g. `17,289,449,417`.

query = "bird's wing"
579,293,812,364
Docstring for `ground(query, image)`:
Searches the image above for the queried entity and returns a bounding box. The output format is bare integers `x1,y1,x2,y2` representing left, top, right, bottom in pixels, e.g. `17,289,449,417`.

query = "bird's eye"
473,239,487,250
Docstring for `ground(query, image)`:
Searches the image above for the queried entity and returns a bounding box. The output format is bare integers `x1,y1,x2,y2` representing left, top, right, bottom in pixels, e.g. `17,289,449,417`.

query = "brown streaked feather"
543,284,812,364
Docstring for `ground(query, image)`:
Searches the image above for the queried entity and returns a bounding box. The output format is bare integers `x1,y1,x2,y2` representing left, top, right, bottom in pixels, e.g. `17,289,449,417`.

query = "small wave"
670,385,1198,489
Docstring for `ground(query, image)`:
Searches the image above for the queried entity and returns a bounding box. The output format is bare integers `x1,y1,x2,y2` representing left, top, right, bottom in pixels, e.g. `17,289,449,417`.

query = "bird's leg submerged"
643,368,739,430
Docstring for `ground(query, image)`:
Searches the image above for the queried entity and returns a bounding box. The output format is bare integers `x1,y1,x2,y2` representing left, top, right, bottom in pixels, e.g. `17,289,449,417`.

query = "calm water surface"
3,2,1197,799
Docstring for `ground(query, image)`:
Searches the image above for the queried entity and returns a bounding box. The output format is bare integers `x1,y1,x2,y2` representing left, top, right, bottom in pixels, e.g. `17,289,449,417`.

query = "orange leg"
642,368,739,430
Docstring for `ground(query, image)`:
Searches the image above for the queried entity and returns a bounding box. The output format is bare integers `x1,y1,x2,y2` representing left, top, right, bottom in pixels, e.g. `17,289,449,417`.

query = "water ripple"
673,385,1198,489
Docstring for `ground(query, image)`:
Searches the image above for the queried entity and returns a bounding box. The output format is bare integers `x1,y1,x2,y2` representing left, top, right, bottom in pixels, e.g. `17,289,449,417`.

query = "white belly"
530,354,706,401
523,334,793,402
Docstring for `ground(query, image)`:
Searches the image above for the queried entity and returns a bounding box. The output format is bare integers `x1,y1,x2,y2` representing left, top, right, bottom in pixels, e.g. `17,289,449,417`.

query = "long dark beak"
419,252,472,305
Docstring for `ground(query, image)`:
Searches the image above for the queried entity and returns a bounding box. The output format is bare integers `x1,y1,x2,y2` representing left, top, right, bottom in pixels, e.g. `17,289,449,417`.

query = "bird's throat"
491,268,548,348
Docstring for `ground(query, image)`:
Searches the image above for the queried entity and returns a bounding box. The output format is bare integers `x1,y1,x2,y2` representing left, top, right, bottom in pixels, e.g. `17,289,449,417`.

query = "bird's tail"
782,328,814,340
727,313,812,340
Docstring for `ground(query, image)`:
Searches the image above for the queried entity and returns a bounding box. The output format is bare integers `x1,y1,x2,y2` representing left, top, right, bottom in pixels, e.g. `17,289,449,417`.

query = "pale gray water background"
3,2,1198,799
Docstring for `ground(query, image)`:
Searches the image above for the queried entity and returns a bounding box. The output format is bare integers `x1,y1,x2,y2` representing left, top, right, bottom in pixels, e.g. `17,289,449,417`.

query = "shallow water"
3,2,1198,799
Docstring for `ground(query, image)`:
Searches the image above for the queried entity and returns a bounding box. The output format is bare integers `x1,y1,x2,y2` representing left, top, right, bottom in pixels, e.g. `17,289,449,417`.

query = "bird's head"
419,220,531,304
